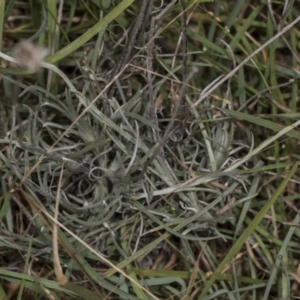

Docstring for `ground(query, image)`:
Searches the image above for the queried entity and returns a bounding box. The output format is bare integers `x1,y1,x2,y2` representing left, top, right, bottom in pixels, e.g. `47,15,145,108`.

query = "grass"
0,0,300,299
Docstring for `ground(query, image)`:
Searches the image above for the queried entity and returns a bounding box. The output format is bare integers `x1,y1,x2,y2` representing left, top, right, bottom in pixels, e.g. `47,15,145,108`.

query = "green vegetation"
0,0,300,299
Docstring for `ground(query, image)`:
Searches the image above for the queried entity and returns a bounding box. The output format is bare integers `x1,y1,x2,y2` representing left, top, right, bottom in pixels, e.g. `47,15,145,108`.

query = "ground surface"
1,1,300,299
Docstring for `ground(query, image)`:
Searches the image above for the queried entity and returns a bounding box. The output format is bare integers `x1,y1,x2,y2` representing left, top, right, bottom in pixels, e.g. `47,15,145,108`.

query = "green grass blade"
198,162,299,299
0,0,5,51
45,0,133,64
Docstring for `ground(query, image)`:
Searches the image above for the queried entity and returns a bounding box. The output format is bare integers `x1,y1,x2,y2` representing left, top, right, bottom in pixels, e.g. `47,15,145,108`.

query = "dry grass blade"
53,163,68,286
